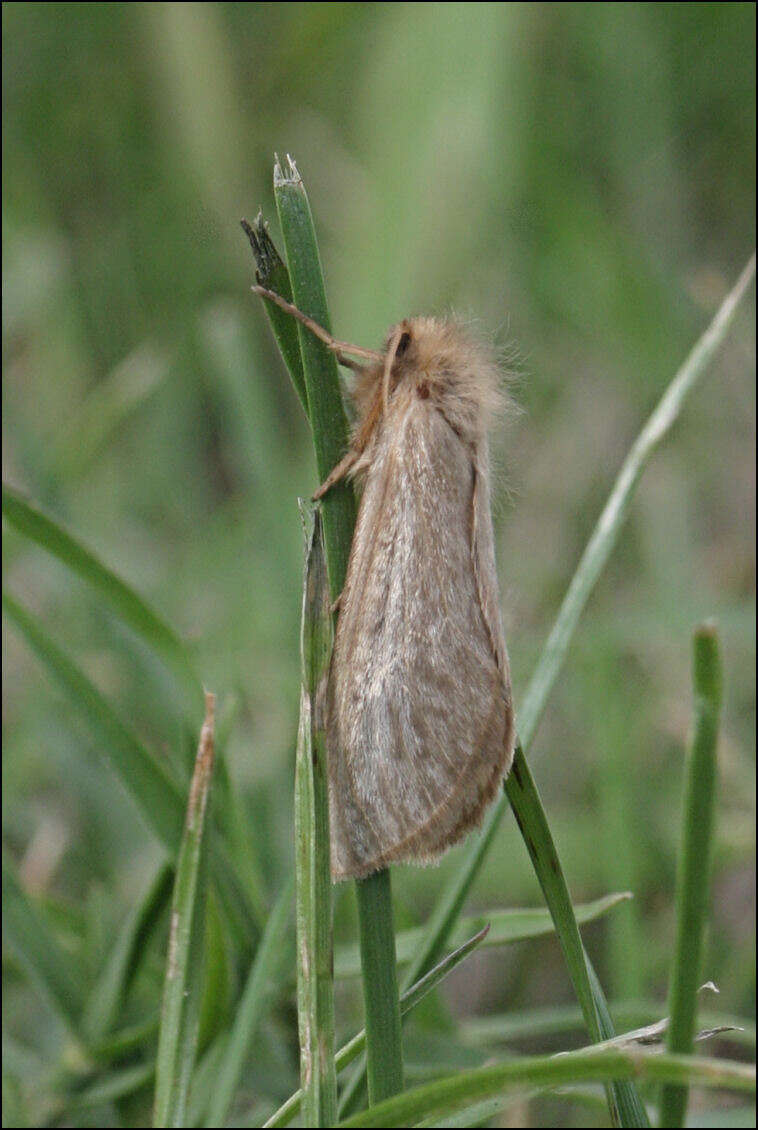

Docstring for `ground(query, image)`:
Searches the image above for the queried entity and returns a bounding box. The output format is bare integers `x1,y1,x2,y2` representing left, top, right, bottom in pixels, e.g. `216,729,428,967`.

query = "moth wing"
328,399,514,880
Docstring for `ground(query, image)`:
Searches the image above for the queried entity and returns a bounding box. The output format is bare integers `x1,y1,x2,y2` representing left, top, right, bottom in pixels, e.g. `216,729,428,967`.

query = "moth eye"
396,331,412,357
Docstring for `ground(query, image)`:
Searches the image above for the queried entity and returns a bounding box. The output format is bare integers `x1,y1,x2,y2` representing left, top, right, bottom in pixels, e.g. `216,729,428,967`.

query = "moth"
254,286,515,881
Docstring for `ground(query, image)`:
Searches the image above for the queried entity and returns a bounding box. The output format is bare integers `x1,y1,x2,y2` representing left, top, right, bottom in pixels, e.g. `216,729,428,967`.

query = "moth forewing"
320,316,515,881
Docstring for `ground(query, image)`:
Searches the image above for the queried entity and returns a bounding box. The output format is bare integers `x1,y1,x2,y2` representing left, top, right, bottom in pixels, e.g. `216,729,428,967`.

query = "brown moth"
254,287,515,881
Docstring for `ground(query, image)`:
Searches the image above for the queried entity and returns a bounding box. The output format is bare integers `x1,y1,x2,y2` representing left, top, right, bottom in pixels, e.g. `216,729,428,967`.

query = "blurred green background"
2,2,755,1125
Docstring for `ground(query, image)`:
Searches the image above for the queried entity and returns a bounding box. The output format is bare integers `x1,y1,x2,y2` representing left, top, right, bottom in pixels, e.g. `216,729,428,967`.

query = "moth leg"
330,592,342,615
312,449,358,500
251,285,382,366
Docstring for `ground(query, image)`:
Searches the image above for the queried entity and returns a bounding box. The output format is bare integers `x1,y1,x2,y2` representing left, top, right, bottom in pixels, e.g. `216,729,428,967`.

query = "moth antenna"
251,285,383,365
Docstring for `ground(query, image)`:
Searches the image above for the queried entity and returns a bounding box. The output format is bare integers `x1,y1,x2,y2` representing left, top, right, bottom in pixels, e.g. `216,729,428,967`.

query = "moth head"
380,316,504,441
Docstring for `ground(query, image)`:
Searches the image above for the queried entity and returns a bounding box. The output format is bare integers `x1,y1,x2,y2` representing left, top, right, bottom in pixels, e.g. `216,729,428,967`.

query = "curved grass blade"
295,508,337,1126
4,591,260,953
89,1016,161,1063
204,874,294,1127
2,852,83,1029
83,861,173,1042
264,926,490,1129
334,892,631,980
3,592,185,851
339,1047,755,1129
2,484,204,715
153,693,216,1128
660,624,723,1128
66,1062,155,1111
519,256,754,748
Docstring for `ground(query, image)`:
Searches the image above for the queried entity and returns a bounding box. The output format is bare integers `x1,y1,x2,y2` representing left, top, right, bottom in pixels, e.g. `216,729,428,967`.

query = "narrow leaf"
271,154,356,603
295,508,338,1126
506,754,649,1126
204,875,294,1127
334,892,631,980
2,485,203,714
4,592,260,950
3,592,185,851
2,852,82,1028
264,926,490,1129
154,694,216,1128
339,1048,755,1129
83,861,173,1042
660,624,723,1128
241,214,308,414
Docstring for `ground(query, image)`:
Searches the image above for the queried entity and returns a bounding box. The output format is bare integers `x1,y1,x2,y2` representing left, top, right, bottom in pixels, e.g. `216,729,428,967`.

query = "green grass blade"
2,484,204,715
89,1016,161,1064
296,509,338,1127
203,874,294,1126
3,592,186,851
267,154,403,1107
264,926,490,1129
339,1048,755,1129
241,214,308,414
154,694,216,1128
67,1062,156,1111
2,852,83,1028
517,254,754,752
506,748,649,1127
82,861,173,1042
659,624,723,1128
4,592,260,954
355,870,405,1103
334,891,631,979
271,155,357,601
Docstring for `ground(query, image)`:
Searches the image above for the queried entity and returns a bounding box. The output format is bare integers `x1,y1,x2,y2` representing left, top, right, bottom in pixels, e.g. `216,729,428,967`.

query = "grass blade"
204,875,294,1127
3,592,185,851
271,155,356,601
519,255,755,749
339,1048,755,1129
263,154,404,1106
2,852,83,1028
334,891,631,979
264,926,490,1128
295,509,338,1126
89,1016,161,1064
82,862,173,1042
355,869,405,1102
507,749,649,1126
241,214,307,415
4,591,260,954
66,1062,156,1111
2,484,204,715
659,624,723,1128
154,693,216,1128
